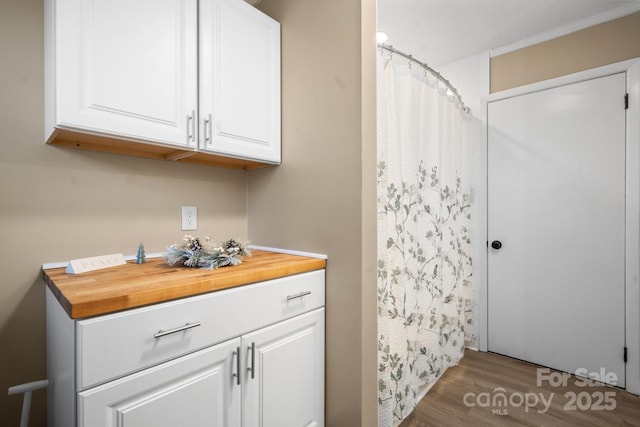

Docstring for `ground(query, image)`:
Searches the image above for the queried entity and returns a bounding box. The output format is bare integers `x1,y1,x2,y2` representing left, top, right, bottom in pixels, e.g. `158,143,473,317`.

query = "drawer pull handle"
287,291,311,301
153,322,201,339
233,347,241,385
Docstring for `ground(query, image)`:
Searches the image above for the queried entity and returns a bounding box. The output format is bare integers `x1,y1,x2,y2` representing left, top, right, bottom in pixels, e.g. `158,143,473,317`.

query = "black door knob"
491,240,502,250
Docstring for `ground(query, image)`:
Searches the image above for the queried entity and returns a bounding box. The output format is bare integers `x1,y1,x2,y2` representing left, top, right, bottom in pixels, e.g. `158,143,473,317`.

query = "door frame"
478,58,640,394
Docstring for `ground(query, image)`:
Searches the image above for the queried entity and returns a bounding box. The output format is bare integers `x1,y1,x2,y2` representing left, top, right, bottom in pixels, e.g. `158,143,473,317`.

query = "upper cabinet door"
51,0,198,147
199,0,281,164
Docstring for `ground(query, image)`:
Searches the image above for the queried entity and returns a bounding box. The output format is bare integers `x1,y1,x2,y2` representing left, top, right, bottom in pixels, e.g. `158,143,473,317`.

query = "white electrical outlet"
181,206,197,231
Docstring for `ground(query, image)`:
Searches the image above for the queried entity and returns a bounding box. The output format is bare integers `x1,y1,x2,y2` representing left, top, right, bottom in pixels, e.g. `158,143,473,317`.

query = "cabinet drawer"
76,270,324,390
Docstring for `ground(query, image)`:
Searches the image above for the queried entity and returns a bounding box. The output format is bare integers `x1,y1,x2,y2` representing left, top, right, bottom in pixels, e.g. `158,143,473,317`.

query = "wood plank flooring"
399,349,640,426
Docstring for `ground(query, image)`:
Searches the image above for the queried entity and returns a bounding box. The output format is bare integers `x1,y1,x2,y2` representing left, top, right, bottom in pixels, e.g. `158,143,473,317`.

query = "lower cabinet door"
78,338,241,427
242,308,325,427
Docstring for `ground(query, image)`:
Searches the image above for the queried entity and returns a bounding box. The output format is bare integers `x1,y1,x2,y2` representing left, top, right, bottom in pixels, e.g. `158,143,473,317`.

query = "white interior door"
487,73,626,387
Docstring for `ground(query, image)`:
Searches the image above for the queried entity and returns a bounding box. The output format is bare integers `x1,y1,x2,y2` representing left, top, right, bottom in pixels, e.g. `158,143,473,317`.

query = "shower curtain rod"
378,43,470,114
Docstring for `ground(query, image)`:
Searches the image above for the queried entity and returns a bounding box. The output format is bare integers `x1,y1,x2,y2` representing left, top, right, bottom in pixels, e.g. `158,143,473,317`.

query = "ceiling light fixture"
376,31,389,44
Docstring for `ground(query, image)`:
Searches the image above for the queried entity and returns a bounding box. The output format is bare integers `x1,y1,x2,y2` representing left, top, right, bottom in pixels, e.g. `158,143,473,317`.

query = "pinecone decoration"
189,238,202,252
224,239,240,254
184,235,202,253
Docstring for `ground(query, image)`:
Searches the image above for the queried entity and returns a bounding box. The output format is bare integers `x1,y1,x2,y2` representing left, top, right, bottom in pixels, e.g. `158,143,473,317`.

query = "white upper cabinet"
199,0,281,163
46,0,198,147
45,0,281,167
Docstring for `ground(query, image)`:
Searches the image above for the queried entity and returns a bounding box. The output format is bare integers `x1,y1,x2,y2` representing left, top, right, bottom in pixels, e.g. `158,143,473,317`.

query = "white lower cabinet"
79,339,242,427
243,309,324,427
46,270,325,427
77,309,325,427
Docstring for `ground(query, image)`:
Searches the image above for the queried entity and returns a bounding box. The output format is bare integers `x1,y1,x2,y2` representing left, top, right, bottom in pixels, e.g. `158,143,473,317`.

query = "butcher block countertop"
43,249,326,319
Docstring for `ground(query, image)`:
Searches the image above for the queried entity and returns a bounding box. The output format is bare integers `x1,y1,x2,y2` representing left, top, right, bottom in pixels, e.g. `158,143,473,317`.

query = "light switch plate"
181,206,197,231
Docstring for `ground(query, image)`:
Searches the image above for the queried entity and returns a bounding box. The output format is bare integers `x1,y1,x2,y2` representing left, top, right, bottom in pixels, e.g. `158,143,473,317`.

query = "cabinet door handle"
204,113,212,144
287,291,311,301
153,322,201,339
233,346,241,385
247,342,255,379
186,110,196,144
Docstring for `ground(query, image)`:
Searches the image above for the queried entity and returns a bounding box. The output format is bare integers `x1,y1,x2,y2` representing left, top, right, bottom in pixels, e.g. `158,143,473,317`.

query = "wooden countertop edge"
43,251,326,319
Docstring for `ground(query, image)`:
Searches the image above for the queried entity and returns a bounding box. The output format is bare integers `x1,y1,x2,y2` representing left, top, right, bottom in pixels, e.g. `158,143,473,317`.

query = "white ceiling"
377,0,640,67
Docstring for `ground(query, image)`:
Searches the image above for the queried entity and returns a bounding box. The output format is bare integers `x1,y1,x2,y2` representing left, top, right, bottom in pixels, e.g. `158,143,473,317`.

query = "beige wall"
491,11,640,92
251,0,377,425
0,1,248,425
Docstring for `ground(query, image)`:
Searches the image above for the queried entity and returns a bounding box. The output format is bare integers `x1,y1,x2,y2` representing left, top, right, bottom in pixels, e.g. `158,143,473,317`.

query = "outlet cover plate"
181,206,197,231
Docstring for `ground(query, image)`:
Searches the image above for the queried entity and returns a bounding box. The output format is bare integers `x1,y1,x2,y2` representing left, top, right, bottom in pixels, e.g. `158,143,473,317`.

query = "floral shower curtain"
377,52,473,426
